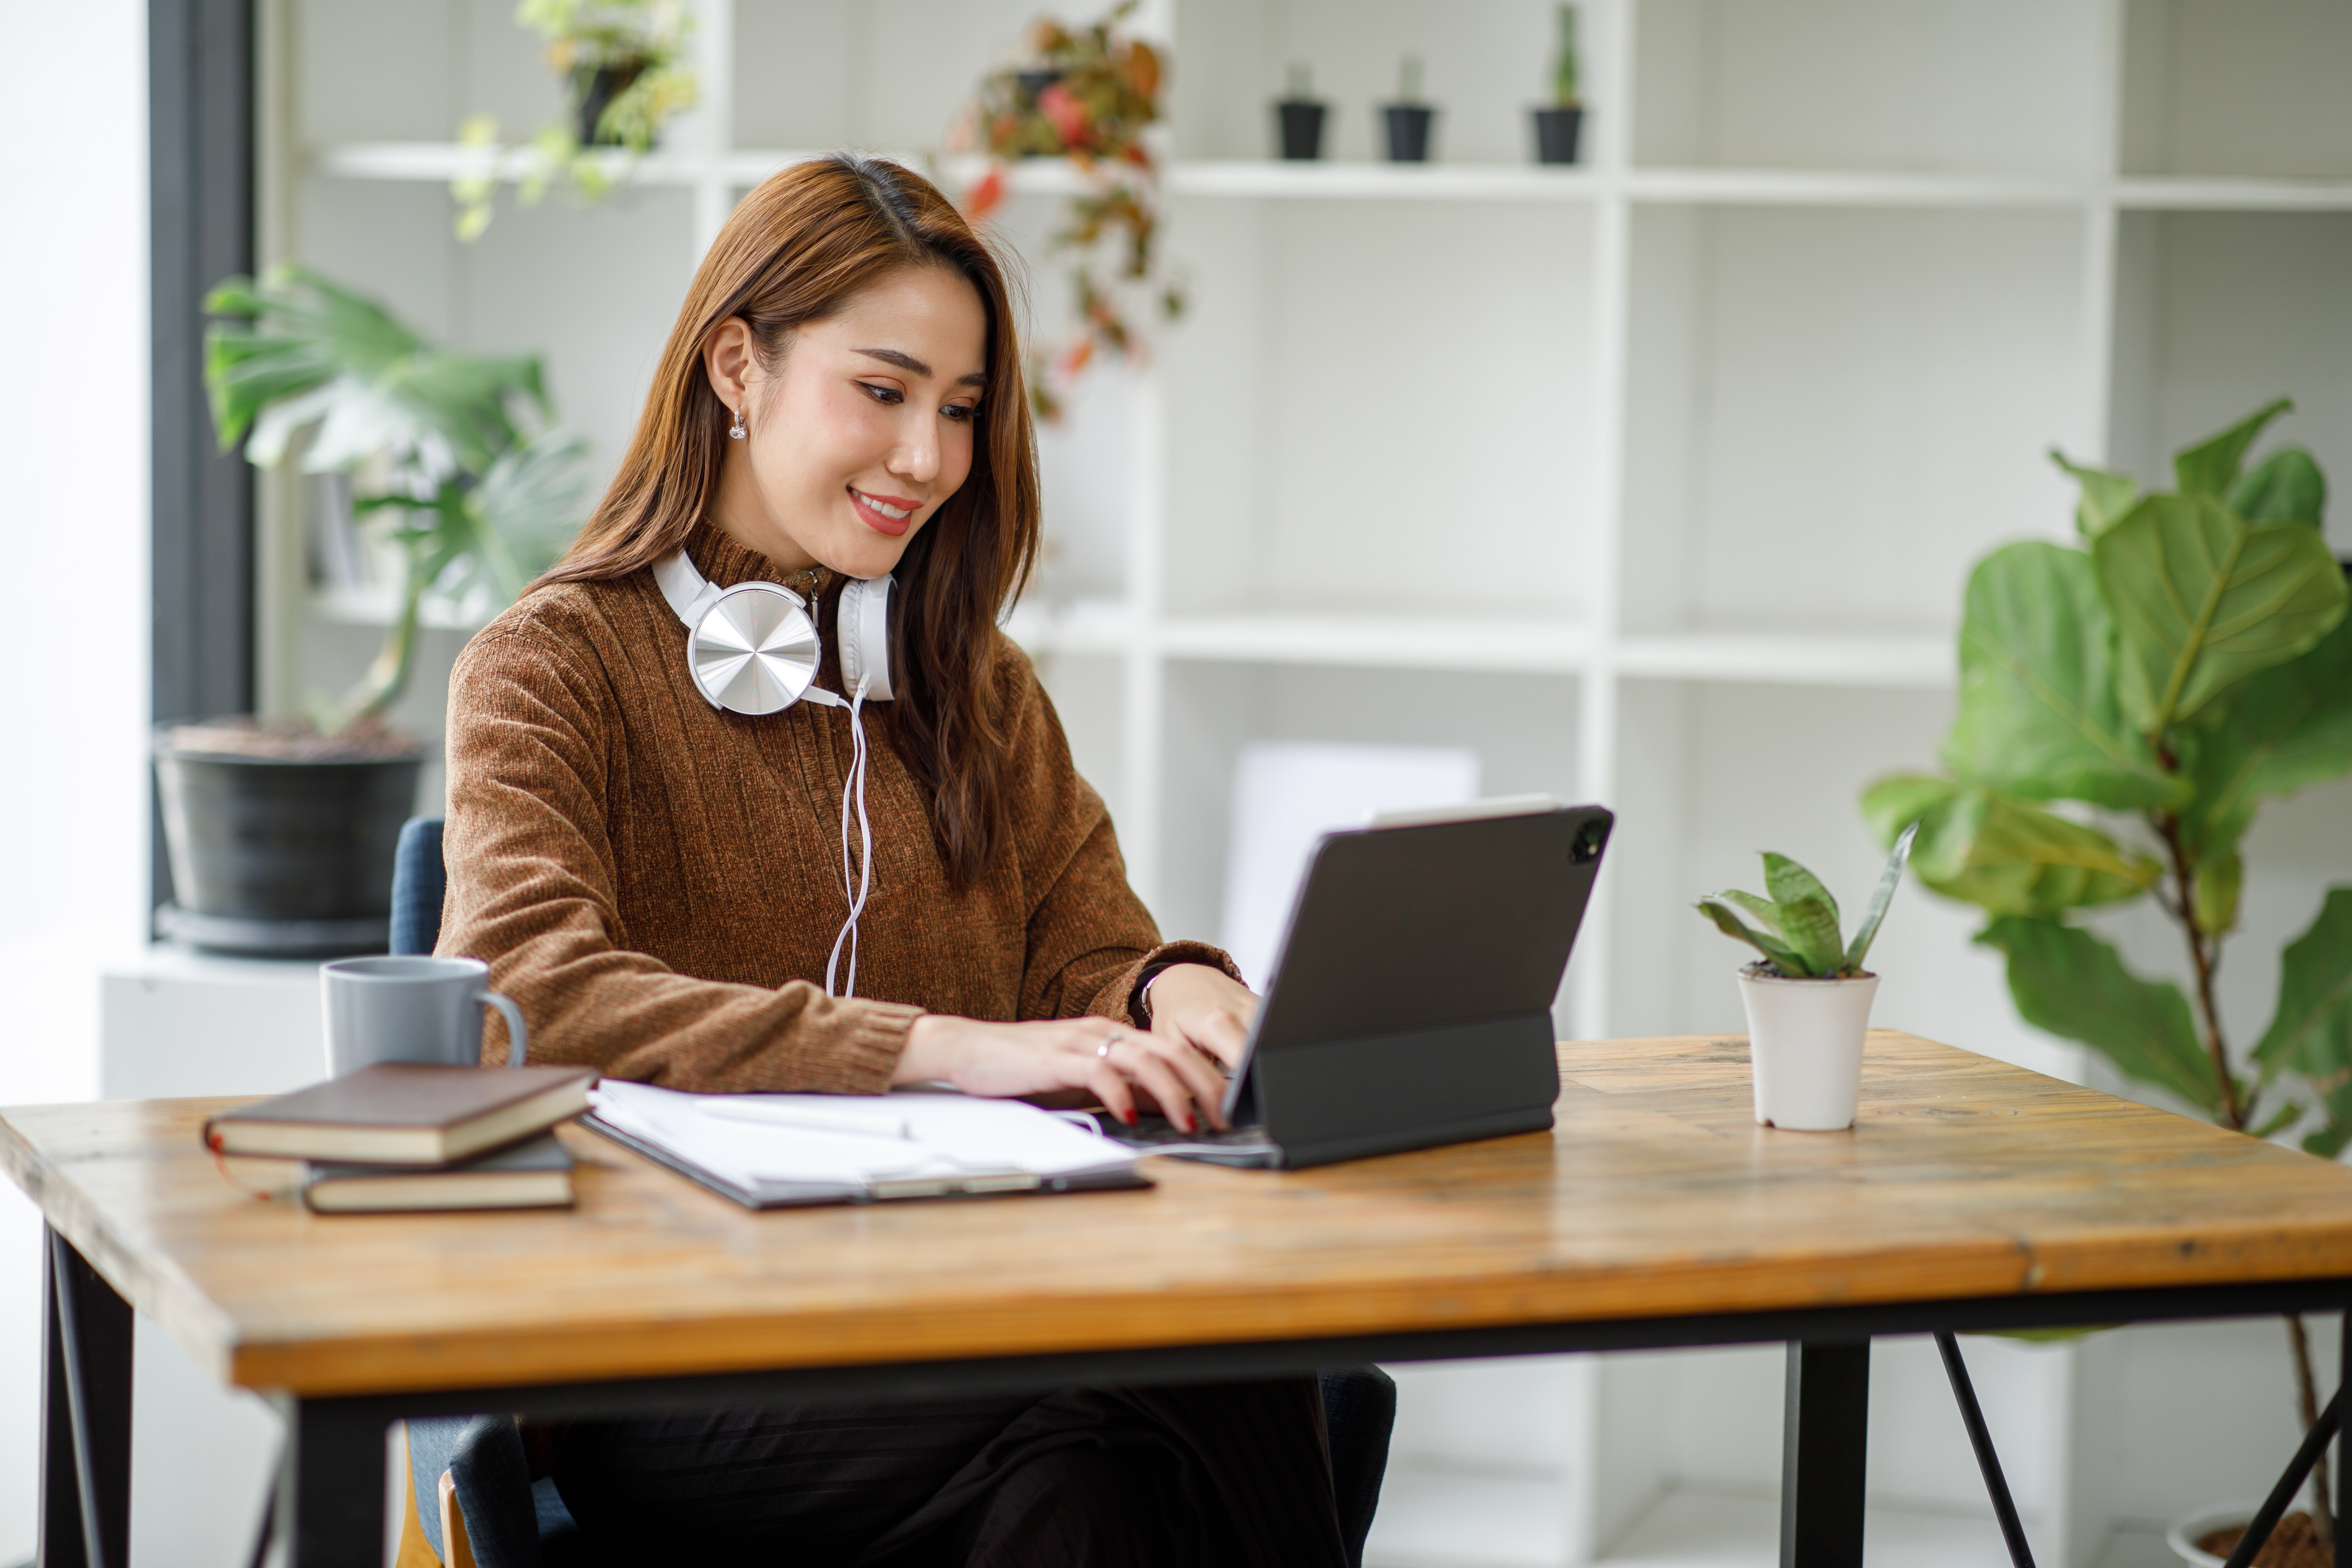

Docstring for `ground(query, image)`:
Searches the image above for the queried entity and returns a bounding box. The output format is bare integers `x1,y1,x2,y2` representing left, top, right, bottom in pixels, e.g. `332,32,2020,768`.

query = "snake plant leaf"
2253,889,2352,1109
1905,788,2159,918
1762,854,1840,931
2094,492,2349,734
1844,821,1919,973
1697,898,1810,978
1713,889,1787,934
1943,541,2180,810
2173,398,2293,497
1772,892,1846,978
2050,449,2141,540
2176,613,2352,858
2228,447,2327,529
1975,916,2218,1114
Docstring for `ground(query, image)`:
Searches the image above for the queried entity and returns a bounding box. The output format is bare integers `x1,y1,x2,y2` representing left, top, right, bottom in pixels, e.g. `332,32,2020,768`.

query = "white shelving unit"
246,2,2352,1566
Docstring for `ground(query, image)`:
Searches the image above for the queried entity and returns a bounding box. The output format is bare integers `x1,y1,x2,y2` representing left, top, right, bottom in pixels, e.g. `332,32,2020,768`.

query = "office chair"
388,814,1396,1568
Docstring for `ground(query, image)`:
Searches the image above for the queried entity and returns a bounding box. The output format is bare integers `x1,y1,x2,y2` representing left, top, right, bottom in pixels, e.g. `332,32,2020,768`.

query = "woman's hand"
894,1011,1234,1132
1142,963,1259,1073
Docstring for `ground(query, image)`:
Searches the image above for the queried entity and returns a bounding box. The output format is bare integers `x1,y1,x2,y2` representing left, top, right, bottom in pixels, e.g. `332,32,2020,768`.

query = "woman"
437,155,1350,1566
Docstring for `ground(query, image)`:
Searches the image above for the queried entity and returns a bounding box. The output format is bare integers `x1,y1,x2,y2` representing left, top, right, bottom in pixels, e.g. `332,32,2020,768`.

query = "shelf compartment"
2121,0,2352,180
1634,0,2107,178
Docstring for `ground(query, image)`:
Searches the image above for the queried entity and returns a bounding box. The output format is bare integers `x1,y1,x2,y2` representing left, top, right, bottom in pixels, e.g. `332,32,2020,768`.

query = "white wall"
0,0,152,1559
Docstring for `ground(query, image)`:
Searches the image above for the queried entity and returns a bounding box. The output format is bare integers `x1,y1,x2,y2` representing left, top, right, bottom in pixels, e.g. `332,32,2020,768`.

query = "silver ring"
1098,1030,1119,1059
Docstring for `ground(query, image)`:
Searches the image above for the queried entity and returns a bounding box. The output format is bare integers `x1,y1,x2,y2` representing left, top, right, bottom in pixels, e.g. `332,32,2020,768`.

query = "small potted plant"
1382,54,1437,163
1696,825,1917,1130
1532,5,1584,165
450,0,698,241
159,266,587,956
1273,63,1328,161
958,0,1181,420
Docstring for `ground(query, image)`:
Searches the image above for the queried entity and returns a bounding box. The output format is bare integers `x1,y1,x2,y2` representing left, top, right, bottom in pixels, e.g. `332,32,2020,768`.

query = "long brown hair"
542,155,1042,885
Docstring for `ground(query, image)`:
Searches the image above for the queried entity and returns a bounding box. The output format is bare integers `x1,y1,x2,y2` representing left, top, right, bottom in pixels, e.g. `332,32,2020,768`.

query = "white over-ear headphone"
654,550,897,997
654,551,895,714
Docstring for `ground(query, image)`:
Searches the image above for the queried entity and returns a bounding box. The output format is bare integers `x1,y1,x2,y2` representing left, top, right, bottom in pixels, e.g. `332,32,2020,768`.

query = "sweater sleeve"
437,612,920,1093
999,647,1246,1026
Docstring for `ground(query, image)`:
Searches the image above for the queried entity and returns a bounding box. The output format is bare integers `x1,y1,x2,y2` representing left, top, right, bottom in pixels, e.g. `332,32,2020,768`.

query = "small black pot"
1382,104,1436,163
571,59,649,147
1275,99,1328,160
153,726,423,957
1532,106,1583,166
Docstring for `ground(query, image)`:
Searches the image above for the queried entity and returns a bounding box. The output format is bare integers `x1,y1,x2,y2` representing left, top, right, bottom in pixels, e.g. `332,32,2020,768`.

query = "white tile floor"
1363,1472,2187,1568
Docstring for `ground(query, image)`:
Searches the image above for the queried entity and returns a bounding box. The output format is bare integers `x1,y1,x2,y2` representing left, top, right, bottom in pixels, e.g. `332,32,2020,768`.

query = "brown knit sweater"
437,524,1227,1092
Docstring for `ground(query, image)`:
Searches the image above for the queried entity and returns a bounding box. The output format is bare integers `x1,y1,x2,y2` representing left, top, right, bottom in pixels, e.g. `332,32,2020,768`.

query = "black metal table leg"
1937,1332,2035,1568
2340,1310,2350,1568
41,1227,132,1568
274,1397,387,1568
1782,1338,1870,1568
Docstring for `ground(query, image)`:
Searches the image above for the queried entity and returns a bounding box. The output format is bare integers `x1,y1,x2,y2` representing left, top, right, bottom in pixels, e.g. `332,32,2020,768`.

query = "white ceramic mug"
321,955,528,1074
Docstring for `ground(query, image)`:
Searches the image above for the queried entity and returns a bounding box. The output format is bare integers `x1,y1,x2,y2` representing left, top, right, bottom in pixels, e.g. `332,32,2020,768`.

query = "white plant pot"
2165,1501,2259,1565
1737,968,1879,1131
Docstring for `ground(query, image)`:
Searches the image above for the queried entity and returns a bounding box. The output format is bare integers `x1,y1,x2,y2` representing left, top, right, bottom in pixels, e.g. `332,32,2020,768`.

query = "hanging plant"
451,0,699,242
954,0,1183,420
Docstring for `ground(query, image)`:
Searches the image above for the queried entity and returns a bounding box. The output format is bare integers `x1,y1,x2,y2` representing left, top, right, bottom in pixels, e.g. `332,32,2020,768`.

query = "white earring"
728,405,746,440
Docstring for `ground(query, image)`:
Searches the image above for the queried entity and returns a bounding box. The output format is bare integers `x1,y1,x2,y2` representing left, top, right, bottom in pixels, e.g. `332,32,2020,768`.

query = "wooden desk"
15,1031,2352,1567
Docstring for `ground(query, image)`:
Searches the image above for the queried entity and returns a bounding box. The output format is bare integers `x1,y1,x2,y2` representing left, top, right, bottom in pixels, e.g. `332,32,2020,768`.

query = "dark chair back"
390,816,447,957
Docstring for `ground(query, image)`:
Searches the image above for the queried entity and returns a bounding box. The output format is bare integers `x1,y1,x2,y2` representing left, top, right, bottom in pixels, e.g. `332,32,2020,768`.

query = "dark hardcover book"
302,1133,576,1214
203,1063,595,1166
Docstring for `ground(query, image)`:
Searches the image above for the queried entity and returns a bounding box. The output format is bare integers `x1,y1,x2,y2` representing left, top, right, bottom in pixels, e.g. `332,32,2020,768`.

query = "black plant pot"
153,726,423,957
570,59,649,147
1532,106,1583,166
1382,104,1436,163
1275,99,1329,160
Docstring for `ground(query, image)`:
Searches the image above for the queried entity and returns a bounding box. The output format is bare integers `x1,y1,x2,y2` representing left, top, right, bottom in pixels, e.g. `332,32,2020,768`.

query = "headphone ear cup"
838,575,896,701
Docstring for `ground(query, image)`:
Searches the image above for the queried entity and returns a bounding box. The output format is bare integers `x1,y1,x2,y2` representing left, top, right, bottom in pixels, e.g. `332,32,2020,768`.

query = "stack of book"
203,1063,596,1213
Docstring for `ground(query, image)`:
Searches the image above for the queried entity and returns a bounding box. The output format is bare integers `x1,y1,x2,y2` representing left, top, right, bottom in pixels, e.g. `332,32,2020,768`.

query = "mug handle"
477,990,530,1068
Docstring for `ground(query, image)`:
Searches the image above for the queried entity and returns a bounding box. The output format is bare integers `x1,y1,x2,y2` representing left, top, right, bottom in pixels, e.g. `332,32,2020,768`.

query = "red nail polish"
1122,1109,1137,1126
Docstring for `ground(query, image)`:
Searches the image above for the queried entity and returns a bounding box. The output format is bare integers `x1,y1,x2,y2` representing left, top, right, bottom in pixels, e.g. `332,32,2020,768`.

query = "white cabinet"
267,2,2352,1563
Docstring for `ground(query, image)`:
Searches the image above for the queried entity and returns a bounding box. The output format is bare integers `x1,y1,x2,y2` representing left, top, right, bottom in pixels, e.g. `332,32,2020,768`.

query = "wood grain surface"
10,1032,2352,1399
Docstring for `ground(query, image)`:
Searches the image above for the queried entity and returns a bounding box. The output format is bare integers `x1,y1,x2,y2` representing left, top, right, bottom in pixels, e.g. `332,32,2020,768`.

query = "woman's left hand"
1143,963,1260,1073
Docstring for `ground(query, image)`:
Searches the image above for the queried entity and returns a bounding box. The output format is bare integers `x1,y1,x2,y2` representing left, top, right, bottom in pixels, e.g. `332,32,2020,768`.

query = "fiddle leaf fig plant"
1697,825,1917,979
1862,399,2352,1540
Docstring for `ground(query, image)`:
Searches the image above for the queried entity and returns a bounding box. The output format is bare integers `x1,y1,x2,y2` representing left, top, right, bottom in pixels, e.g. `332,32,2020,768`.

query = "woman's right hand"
893,1014,1231,1132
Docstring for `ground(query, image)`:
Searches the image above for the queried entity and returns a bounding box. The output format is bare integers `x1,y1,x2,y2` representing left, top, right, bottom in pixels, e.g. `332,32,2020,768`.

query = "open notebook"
585,1082,1151,1209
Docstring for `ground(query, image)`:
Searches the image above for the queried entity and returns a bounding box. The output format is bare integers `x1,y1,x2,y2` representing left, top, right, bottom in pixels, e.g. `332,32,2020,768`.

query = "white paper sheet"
588,1081,1138,1192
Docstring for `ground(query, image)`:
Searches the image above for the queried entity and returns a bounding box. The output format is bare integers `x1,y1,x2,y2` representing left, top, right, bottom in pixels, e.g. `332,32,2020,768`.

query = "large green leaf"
2173,398,2293,497
2050,449,2141,540
1975,916,2218,1113
1861,774,1963,846
2229,448,2326,529
1943,541,2180,809
1906,787,2159,918
2253,889,2352,1156
2094,492,2348,734
2177,612,2352,856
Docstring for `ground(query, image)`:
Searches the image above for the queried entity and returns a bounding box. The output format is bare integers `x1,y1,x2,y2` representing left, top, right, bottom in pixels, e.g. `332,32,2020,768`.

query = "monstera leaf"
2253,889,2352,1156
1976,917,2218,1114
2093,492,2348,735
1862,777,2159,917
1942,541,2180,809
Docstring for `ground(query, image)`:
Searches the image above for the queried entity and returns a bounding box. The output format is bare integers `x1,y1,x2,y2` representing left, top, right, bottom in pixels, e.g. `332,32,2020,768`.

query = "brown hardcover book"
203,1064,595,1166
302,1133,576,1213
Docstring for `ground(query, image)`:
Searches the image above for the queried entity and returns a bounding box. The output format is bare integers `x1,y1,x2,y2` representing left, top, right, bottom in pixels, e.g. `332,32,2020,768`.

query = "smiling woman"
432,154,1356,1567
